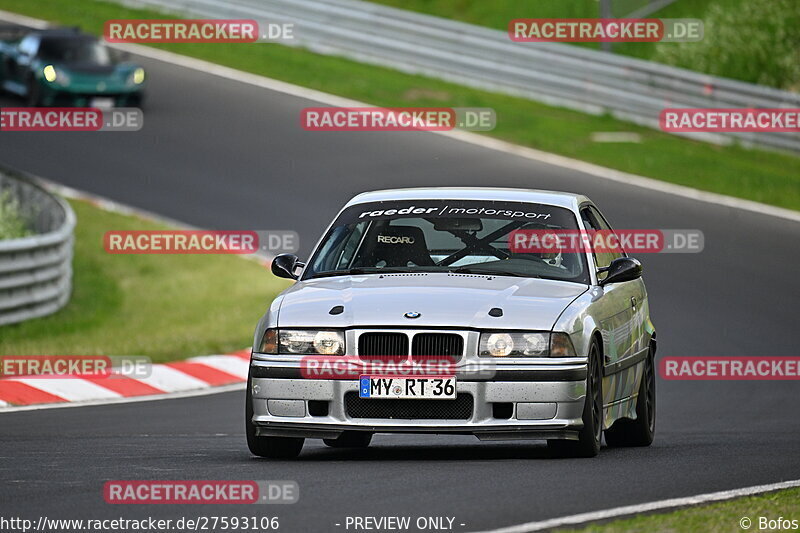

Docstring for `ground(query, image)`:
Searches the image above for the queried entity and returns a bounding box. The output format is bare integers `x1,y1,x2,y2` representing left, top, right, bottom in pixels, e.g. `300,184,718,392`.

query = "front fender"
251,294,285,354
552,288,602,358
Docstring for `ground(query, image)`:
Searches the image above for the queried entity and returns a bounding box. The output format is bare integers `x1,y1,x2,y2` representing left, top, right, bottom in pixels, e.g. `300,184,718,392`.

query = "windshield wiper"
308,267,413,279
450,266,526,277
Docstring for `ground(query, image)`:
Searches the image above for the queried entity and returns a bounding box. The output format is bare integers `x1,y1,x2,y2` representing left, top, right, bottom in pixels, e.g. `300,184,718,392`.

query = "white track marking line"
13,378,122,402
2,9,795,224
479,479,800,533
187,355,250,379
0,383,244,413
136,364,209,391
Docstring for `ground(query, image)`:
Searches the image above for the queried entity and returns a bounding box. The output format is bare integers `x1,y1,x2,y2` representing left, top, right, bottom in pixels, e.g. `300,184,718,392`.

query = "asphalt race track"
1,50,800,532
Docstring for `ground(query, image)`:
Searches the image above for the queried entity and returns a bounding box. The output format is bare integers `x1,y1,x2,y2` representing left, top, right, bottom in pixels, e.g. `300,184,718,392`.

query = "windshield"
303,199,590,284
38,37,113,65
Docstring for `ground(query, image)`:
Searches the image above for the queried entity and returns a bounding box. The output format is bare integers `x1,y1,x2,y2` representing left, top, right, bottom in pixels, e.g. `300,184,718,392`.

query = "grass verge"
0,0,798,211
0,198,290,362
560,487,800,533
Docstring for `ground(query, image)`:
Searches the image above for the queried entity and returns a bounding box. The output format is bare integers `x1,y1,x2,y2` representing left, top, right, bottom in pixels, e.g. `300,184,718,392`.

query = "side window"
580,206,623,276
587,206,625,260
18,35,39,57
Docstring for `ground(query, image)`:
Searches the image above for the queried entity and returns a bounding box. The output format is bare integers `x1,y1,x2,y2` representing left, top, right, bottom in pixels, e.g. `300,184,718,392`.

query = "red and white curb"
0,349,251,411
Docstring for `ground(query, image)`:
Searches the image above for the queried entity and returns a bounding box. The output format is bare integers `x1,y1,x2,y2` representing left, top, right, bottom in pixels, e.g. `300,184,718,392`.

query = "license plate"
91,97,115,108
359,376,456,399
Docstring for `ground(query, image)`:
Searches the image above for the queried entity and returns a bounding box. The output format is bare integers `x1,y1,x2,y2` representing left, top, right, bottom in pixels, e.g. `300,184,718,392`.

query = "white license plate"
91,97,115,108
359,376,456,399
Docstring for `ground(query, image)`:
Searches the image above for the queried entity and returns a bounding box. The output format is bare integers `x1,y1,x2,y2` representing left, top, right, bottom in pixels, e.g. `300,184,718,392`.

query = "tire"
323,432,372,448
604,344,656,447
245,376,304,459
128,92,144,108
548,340,602,458
26,78,42,107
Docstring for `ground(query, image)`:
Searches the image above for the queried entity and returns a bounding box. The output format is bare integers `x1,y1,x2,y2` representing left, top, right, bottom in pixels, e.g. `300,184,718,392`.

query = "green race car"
0,26,145,107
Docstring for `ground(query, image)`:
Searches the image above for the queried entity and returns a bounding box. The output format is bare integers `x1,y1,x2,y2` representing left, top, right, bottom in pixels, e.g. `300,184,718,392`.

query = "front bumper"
39,82,143,106
249,359,588,441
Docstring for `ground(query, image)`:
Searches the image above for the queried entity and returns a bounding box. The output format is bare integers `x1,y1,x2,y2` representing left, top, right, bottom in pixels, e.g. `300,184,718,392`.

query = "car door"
580,205,640,404
588,205,648,360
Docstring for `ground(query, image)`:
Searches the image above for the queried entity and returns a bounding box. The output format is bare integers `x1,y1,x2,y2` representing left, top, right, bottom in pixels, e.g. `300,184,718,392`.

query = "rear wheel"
323,432,372,448
245,375,304,459
604,344,656,447
548,340,602,457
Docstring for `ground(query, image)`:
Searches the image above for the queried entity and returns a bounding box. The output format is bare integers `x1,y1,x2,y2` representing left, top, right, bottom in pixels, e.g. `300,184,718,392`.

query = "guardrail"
115,0,800,153
0,169,75,327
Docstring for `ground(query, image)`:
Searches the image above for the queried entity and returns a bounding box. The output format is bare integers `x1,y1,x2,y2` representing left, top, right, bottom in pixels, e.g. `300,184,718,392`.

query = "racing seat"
358,225,435,267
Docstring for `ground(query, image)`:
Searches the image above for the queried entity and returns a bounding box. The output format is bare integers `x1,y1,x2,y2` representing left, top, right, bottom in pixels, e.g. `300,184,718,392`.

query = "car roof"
345,187,590,211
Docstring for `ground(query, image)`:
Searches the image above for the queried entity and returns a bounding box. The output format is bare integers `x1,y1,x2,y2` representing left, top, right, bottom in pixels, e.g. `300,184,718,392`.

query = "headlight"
260,329,345,355
478,331,576,357
479,332,549,357
128,67,145,85
43,64,69,85
43,64,57,82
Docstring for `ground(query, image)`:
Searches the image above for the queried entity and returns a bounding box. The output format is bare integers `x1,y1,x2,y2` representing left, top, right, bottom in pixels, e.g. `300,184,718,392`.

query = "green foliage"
653,0,800,90
0,190,32,240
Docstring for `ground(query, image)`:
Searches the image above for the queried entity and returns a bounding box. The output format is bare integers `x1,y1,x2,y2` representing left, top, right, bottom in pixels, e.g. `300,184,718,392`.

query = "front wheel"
548,340,602,457
604,344,656,447
26,78,43,106
245,376,304,458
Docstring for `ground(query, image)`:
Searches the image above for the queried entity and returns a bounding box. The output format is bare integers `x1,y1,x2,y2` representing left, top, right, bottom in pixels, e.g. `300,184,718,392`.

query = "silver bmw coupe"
246,188,656,458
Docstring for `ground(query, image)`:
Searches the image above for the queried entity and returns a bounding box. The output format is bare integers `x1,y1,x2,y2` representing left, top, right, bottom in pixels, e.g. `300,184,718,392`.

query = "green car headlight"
43,64,57,82
43,65,70,87
130,67,145,85
260,329,345,355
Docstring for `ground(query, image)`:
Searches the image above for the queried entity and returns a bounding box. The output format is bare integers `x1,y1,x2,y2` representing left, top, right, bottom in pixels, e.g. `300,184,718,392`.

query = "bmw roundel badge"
404,311,421,319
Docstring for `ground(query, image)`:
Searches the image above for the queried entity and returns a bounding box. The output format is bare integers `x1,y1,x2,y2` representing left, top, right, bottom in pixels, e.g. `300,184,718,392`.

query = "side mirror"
271,253,303,280
598,257,642,286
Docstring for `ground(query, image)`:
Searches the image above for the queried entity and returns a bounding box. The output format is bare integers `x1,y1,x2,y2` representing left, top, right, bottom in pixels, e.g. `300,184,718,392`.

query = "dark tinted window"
38,37,112,65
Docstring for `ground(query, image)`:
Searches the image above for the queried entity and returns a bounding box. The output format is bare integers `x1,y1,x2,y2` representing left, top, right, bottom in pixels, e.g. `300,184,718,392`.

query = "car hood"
60,61,118,75
276,273,587,330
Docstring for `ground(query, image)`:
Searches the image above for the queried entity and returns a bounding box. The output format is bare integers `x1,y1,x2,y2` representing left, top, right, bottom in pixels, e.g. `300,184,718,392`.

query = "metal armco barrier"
0,169,75,327
114,0,800,153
